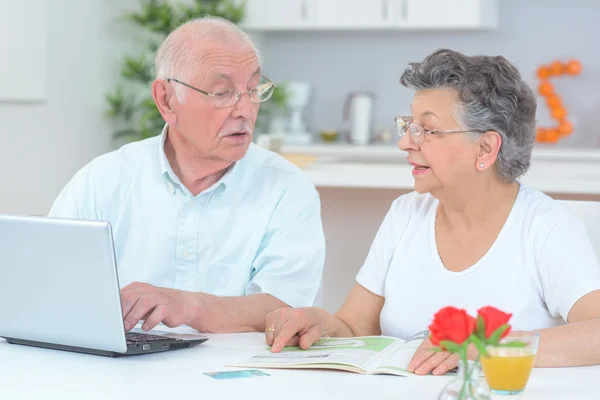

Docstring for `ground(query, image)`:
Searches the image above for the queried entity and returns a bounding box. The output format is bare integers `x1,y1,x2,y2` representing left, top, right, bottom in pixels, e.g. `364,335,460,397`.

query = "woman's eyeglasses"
394,116,486,145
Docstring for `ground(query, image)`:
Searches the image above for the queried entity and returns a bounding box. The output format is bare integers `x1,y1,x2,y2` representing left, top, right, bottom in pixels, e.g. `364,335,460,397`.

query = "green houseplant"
105,0,287,143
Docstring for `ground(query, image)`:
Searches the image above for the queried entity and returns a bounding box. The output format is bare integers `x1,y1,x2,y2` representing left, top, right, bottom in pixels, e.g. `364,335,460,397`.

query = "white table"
1,328,598,399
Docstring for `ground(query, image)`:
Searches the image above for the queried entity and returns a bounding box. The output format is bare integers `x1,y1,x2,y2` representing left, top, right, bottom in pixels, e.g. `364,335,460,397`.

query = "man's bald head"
155,17,261,101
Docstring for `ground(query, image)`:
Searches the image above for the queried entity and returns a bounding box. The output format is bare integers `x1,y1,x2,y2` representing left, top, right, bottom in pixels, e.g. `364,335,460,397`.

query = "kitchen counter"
280,144,600,195
282,143,600,163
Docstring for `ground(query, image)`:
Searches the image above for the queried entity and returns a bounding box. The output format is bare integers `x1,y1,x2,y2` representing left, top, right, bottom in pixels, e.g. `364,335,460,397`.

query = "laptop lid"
0,214,128,353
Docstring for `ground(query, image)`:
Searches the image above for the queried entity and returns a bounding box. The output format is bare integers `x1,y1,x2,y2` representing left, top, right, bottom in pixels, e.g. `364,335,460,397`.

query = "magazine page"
371,337,424,375
232,336,401,372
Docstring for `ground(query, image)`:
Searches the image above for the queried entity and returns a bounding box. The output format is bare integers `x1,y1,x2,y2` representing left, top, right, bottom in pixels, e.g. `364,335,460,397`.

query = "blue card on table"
204,370,271,380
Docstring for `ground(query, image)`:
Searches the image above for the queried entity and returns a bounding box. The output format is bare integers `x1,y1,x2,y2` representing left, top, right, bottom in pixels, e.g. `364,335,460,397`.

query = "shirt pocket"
206,263,246,296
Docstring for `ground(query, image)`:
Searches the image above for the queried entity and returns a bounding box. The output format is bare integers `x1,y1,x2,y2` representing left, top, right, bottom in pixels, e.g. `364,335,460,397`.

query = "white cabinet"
315,0,393,29
241,0,497,31
241,0,317,30
0,0,46,102
395,0,498,29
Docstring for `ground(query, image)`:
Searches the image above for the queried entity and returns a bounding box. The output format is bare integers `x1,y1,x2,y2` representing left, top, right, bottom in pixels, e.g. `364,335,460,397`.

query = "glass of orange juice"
480,332,539,395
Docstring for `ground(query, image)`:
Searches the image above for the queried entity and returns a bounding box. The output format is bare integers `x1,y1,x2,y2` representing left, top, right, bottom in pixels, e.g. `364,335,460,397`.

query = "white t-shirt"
356,184,600,340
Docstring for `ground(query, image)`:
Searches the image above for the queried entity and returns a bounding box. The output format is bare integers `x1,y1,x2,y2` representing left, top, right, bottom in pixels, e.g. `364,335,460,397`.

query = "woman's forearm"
535,319,600,367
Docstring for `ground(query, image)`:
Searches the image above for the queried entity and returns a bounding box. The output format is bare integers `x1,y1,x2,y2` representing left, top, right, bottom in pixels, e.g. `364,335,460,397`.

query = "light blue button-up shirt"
49,126,325,307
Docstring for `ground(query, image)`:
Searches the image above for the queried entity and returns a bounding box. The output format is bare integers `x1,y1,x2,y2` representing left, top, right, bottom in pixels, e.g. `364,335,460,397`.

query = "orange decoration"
536,128,548,142
551,107,567,120
534,58,582,144
536,67,550,79
537,81,554,96
558,120,573,136
546,95,562,108
565,59,582,76
549,61,564,76
545,129,560,143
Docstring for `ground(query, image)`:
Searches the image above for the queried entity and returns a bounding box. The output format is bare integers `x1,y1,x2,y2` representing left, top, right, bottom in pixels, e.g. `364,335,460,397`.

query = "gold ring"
267,326,275,332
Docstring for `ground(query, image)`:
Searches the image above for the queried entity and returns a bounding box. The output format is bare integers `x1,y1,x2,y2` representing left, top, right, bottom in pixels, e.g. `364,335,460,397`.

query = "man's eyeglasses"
394,116,486,145
167,76,276,108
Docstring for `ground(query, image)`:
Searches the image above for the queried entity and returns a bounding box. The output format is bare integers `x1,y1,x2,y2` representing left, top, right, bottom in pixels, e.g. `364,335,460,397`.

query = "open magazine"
231,335,427,376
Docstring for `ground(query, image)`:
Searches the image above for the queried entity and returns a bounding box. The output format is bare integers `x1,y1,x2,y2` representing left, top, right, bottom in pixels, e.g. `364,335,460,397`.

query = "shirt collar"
158,124,238,196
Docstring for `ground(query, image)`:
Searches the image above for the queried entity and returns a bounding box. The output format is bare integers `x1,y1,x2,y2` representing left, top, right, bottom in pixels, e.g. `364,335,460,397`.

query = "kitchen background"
1,0,600,311
256,0,600,149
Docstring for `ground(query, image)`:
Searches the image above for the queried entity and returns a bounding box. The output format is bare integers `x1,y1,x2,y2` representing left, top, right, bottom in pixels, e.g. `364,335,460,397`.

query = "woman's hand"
407,338,460,375
407,339,478,375
265,307,327,352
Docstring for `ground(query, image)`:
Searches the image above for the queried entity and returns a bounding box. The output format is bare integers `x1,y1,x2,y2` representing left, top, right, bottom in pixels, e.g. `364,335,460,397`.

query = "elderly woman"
265,49,600,375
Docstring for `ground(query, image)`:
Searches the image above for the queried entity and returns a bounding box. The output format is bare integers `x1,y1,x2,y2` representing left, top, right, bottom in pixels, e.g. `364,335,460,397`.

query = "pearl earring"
479,163,484,168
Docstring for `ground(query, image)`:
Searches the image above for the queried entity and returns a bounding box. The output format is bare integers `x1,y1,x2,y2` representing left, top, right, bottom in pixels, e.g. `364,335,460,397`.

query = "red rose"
477,306,512,339
428,307,476,347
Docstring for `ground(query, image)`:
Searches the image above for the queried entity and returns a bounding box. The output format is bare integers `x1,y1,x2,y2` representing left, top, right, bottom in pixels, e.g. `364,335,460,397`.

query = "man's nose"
231,91,256,119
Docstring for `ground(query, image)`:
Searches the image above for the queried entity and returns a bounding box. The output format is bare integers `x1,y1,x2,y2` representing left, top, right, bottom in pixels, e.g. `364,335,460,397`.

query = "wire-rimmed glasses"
167,75,276,108
394,116,486,145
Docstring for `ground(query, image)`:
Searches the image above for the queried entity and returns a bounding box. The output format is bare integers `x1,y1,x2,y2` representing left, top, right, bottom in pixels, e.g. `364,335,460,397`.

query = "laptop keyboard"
126,332,179,345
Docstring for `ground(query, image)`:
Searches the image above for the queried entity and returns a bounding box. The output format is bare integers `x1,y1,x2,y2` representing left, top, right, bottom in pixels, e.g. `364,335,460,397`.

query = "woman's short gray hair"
400,49,537,183
155,16,261,103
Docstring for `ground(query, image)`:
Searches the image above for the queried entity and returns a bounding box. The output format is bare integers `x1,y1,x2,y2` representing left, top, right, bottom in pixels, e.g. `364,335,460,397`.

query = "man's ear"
476,131,502,171
152,79,177,125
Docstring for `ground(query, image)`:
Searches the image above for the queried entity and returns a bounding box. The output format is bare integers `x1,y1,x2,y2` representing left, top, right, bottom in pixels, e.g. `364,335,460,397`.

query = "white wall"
0,0,134,215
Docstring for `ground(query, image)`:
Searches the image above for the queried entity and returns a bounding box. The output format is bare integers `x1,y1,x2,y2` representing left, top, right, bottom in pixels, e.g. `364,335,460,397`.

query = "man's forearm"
184,292,289,333
535,319,600,367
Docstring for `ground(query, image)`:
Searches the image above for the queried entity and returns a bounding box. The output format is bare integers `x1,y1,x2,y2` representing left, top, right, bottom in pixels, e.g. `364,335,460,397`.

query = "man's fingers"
123,296,158,331
432,353,460,375
407,341,435,372
271,319,303,353
298,325,321,350
265,314,278,346
120,291,139,321
120,283,152,318
285,336,300,348
415,351,451,375
142,304,169,331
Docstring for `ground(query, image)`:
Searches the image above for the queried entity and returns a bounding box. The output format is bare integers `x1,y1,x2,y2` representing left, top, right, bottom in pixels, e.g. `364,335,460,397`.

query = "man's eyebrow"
250,67,261,78
210,68,261,83
213,72,233,81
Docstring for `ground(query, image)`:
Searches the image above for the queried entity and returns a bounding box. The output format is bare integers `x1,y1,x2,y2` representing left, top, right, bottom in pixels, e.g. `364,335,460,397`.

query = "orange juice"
481,347,535,392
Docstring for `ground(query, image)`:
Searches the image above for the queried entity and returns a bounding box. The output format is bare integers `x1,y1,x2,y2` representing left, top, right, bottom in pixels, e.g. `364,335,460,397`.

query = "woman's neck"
436,179,520,231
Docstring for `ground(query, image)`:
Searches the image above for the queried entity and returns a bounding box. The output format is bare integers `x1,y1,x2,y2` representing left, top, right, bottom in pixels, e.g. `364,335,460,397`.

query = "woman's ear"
152,79,177,125
476,131,502,171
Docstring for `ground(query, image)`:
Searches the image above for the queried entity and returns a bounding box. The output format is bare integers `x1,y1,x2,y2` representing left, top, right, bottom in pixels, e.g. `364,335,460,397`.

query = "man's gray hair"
400,49,537,183
155,16,261,102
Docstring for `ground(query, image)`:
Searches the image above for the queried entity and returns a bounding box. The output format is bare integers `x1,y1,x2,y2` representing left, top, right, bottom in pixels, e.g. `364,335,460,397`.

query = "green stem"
458,346,480,400
458,347,468,400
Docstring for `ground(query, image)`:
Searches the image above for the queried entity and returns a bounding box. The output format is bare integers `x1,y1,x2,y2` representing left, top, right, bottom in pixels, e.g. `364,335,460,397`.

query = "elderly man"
49,17,325,334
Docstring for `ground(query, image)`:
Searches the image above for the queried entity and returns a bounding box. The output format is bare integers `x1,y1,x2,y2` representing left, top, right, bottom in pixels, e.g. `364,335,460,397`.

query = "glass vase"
437,359,492,400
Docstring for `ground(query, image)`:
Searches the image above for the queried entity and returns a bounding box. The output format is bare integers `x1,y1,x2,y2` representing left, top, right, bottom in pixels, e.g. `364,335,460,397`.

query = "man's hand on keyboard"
120,282,193,331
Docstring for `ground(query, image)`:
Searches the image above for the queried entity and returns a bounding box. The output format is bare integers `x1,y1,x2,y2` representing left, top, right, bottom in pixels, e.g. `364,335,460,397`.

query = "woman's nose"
398,132,418,152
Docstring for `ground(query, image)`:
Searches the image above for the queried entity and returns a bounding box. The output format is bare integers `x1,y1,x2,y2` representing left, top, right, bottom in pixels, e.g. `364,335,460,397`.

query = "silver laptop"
0,213,208,357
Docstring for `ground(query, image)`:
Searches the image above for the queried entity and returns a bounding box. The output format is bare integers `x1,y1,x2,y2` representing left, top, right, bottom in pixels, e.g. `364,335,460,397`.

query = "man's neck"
164,128,231,197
